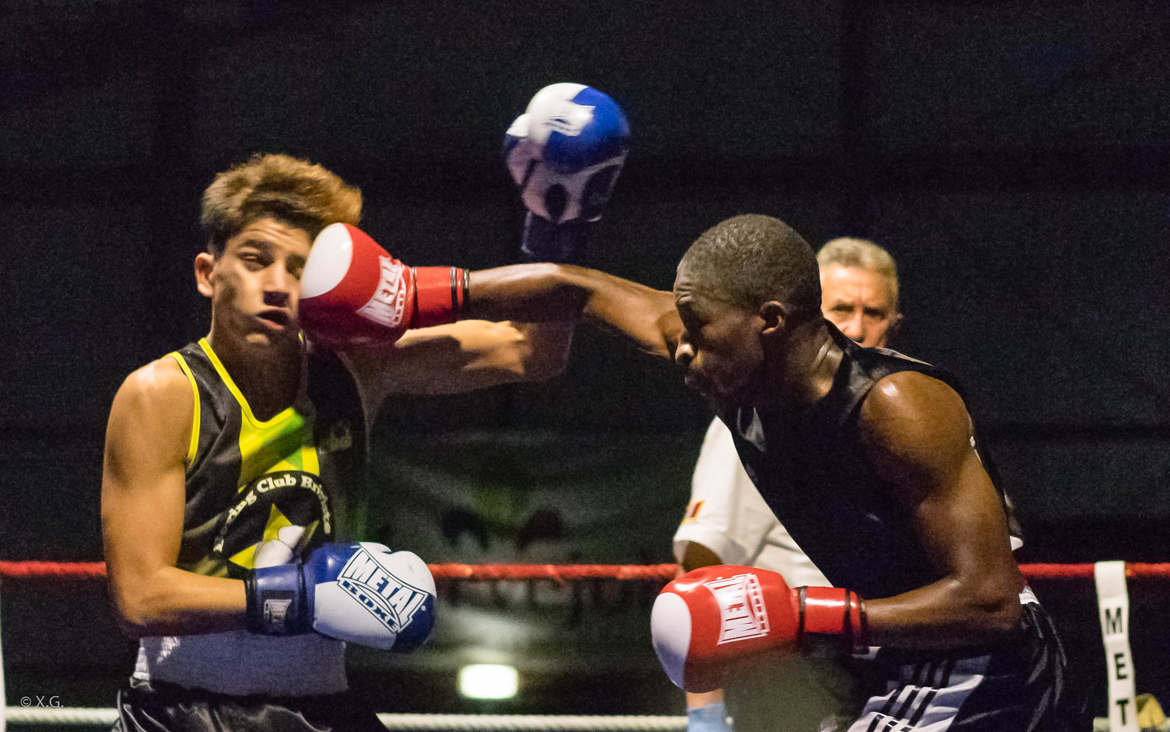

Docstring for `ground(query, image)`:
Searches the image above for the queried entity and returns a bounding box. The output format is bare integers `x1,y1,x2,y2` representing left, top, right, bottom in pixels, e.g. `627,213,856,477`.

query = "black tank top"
168,339,366,578
723,325,1019,598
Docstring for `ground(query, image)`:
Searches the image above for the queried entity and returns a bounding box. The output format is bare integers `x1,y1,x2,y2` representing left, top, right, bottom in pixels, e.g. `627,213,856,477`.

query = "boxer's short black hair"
679,214,821,312
201,153,362,255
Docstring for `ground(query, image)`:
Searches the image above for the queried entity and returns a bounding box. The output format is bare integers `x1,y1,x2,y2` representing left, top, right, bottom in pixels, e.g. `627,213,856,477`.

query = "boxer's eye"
288,255,306,280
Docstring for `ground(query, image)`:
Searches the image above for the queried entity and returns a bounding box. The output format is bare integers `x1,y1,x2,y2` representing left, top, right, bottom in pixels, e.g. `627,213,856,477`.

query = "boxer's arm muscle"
858,372,1023,649
467,263,681,359
340,319,573,410
101,359,245,638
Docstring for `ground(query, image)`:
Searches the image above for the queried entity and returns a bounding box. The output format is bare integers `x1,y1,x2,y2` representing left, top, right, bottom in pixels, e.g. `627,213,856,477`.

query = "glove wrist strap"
521,212,592,264
797,586,869,654
411,266,468,328
245,563,311,635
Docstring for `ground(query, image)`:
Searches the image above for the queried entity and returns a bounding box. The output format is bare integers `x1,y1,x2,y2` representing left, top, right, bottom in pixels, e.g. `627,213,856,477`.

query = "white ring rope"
3,707,686,730
5,706,116,726
376,714,687,730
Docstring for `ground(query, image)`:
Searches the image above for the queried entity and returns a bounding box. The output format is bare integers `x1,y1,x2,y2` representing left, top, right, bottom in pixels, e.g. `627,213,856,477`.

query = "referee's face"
820,264,900,349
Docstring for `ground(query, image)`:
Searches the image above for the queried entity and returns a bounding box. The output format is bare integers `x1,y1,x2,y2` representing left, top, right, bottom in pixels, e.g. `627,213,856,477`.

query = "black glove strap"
521,213,592,264
293,560,309,632
243,572,263,633
243,562,309,635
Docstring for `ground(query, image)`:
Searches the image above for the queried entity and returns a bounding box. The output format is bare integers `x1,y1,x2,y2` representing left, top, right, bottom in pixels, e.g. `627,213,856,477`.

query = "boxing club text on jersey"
213,471,333,557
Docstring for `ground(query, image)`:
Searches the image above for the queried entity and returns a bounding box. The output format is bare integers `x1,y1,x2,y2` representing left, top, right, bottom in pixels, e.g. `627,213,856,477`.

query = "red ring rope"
0,560,1167,582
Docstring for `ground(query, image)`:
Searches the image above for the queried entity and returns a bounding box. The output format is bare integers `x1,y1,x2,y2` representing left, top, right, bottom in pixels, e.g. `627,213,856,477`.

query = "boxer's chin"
243,326,300,353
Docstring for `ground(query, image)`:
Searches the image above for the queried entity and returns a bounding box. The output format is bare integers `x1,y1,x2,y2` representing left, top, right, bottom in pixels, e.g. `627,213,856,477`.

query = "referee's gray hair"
817,237,899,311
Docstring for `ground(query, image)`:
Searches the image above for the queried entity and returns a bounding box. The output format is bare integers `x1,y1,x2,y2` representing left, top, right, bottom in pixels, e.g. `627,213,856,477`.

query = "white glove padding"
245,541,437,652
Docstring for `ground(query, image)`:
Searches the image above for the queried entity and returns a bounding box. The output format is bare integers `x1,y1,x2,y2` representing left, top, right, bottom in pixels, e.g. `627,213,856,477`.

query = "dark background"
3,0,1169,724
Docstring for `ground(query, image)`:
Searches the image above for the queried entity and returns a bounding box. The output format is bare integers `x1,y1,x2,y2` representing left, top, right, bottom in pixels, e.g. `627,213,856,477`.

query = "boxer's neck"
762,321,841,413
209,331,304,421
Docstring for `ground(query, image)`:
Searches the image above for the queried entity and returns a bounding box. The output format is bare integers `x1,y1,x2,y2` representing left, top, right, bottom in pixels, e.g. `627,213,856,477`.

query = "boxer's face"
819,264,900,348
196,217,310,350
673,267,765,407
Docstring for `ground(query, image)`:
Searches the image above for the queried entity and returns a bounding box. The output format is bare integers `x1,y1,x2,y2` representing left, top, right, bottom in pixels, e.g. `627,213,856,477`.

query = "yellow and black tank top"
168,338,366,578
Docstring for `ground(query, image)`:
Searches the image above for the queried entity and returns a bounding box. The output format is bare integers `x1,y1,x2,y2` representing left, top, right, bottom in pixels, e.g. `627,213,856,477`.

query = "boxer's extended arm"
299,223,574,407
467,263,682,359
339,318,572,406
859,371,1023,649
101,359,246,637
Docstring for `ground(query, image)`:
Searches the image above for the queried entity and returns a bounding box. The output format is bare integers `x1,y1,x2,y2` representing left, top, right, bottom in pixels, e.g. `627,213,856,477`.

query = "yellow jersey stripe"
195,338,321,488
167,351,201,467
196,337,298,430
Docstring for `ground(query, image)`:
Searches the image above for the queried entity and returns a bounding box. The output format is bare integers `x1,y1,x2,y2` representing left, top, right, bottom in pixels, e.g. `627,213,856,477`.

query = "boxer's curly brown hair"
200,153,362,255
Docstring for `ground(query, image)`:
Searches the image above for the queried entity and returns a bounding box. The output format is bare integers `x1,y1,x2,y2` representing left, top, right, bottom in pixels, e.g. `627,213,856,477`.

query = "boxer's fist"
299,223,467,347
652,566,799,692
504,83,629,262
245,542,437,652
651,566,868,692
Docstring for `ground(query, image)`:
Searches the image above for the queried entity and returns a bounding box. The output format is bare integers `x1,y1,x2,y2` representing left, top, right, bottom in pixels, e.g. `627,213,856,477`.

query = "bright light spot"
458,664,518,700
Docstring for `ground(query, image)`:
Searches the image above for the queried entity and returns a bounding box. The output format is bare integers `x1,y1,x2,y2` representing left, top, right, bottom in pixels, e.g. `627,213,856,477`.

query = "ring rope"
2,707,687,729
2,560,1168,730
370,714,686,730
2,560,1169,582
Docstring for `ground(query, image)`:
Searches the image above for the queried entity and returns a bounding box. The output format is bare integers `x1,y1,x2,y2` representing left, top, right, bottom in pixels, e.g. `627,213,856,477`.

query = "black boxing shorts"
112,678,385,732
845,594,1084,731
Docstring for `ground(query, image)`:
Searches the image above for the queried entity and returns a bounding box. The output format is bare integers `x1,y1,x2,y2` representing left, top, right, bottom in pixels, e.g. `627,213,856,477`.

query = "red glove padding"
650,566,867,692
299,224,468,348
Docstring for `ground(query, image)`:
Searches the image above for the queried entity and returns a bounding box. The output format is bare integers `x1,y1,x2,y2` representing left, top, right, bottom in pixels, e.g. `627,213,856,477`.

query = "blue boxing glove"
504,82,630,263
244,542,436,652
688,702,733,732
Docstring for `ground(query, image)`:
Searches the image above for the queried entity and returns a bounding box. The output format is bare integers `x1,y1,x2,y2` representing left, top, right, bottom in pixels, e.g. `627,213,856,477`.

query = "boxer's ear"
195,252,215,298
758,301,790,340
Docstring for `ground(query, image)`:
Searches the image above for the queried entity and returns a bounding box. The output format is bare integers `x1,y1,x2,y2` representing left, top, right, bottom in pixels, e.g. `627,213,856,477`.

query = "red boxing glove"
650,566,867,692
299,224,468,348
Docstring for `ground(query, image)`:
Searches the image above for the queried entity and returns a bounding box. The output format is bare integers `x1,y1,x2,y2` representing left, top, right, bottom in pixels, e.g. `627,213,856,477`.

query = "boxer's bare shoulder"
856,371,973,491
108,355,195,470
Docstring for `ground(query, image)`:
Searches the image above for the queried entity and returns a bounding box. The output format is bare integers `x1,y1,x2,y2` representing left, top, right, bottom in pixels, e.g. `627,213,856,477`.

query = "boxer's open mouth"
257,310,292,330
